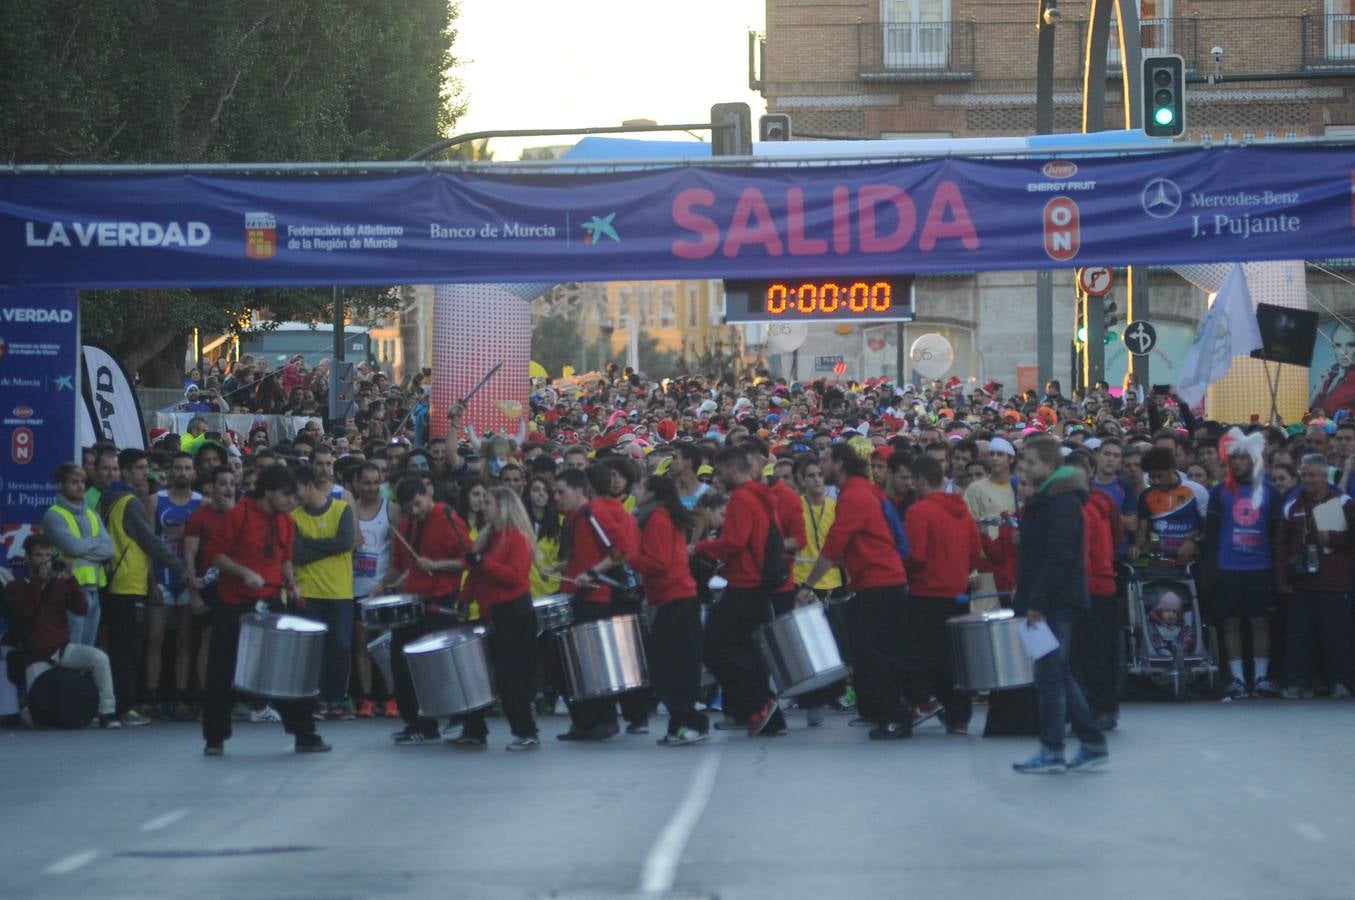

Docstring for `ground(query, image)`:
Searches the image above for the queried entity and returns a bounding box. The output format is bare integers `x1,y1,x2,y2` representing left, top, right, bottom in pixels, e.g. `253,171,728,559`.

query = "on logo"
1044,197,1080,262
11,427,34,464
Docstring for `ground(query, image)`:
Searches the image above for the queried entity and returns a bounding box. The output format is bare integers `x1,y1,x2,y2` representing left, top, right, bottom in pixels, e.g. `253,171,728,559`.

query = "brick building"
752,0,1355,391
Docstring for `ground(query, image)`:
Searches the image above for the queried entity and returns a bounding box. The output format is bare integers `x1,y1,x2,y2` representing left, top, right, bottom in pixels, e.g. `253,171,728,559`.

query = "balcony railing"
833,16,1355,84
857,21,976,80
1304,13,1355,69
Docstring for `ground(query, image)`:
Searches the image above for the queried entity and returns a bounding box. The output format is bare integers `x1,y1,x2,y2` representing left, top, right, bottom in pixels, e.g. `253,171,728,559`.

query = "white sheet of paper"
1019,618,1060,661
1312,497,1348,533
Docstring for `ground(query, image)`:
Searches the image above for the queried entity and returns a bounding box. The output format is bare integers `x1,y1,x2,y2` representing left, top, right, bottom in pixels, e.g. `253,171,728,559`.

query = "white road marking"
44,850,98,875
1199,749,1222,761
1293,822,1328,843
1242,784,1271,800
140,809,189,832
639,741,724,895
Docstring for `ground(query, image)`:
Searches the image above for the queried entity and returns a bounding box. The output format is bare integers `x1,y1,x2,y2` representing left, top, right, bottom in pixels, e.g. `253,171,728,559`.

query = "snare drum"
359,594,425,630
533,593,574,636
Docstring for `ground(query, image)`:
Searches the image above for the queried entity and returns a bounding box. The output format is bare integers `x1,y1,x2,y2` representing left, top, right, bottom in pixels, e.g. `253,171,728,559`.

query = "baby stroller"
1123,564,1219,700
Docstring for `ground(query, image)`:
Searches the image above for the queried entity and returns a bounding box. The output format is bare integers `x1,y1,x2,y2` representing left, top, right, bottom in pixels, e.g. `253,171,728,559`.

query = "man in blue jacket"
1012,435,1108,774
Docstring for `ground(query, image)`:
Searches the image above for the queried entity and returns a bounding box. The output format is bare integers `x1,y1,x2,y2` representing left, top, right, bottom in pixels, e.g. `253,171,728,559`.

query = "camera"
1211,46,1223,63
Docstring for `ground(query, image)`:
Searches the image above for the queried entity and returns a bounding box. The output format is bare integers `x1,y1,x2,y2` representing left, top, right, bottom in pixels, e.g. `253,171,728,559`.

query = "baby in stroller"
1147,589,1197,658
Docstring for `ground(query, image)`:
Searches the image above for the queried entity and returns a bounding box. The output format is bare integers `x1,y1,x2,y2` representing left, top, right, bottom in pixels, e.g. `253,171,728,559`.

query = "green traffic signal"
1104,330,1118,344
1077,326,1088,343
1154,107,1175,126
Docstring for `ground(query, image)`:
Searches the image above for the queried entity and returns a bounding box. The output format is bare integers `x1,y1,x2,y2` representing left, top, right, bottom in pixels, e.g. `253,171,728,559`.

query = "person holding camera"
1274,453,1355,700
4,535,118,728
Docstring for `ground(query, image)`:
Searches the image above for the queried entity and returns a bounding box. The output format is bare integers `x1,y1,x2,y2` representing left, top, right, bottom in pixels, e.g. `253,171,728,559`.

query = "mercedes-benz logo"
1141,178,1182,219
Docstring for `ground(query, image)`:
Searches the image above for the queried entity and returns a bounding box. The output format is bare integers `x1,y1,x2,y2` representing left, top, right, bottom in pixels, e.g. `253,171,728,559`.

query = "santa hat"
655,419,678,442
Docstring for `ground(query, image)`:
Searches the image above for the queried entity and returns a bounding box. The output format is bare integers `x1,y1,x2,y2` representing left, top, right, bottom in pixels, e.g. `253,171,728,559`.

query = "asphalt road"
3,700,1353,899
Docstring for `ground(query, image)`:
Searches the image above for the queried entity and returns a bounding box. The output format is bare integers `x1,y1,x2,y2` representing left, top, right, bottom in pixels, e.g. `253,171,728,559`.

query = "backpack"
754,495,790,591
881,499,912,565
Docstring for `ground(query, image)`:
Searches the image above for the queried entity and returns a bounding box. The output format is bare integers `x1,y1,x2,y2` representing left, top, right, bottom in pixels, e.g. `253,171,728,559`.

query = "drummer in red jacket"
694,445,788,737
454,486,541,751
203,465,328,756
797,443,922,740
631,475,709,746
552,466,642,742
378,475,473,745
1067,449,1121,728
904,455,984,734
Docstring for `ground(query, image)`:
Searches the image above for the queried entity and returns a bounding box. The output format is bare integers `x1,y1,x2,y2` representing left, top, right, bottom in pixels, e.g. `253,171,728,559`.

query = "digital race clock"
722,276,914,324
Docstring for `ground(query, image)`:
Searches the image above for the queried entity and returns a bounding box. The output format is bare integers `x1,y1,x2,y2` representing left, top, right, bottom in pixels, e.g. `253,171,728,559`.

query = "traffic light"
1141,54,1186,138
710,102,752,156
759,113,792,141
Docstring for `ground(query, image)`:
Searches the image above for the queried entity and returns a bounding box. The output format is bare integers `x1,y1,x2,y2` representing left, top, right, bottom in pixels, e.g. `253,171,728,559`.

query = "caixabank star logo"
581,213,619,246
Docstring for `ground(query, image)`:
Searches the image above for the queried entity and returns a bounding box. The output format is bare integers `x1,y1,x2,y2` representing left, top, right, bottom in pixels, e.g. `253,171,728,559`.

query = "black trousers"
102,592,146,717
703,585,780,724
463,595,539,739
848,586,926,726
202,602,316,744
650,596,709,735
907,595,971,727
1072,594,1120,716
391,606,463,735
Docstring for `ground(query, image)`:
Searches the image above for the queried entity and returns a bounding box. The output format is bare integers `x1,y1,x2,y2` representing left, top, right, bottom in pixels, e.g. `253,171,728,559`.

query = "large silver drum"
757,604,850,698
233,613,327,699
360,594,424,630
367,631,394,690
533,594,574,636
557,614,649,701
403,626,496,717
947,609,1035,691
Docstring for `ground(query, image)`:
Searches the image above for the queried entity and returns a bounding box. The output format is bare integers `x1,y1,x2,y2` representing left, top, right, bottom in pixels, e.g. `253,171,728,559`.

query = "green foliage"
531,314,582,379
0,0,465,384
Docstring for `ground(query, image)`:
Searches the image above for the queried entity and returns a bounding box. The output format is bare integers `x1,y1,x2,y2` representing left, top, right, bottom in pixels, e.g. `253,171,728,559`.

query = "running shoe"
1065,745,1110,772
99,714,122,730
334,701,356,721
946,723,970,735
121,709,151,727
912,697,942,727
1281,686,1315,699
1332,683,1353,699
1252,678,1279,698
171,702,197,723
868,722,911,740
382,698,400,718
249,705,283,723
446,733,487,748
747,699,779,737
506,736,541,751
657,728,709,747
203,742,224,757
294,734,332,753
625,722,650,735
1013,749,1067,774
356,698,376,718
1221,678,1250,701
806,707,826,728
392,727,439,745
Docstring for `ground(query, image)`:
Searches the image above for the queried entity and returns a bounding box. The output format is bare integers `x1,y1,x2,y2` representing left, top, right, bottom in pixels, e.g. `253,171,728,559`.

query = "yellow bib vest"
292,500,354,600
107,494,152,596
47,504,108,588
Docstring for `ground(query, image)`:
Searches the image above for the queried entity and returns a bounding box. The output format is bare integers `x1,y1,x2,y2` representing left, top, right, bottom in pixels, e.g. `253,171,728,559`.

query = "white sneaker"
249,705,283,723
806,706,826,728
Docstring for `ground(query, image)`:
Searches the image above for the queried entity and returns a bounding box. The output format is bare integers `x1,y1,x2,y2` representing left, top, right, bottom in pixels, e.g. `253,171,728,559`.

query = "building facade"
754,0,1355,390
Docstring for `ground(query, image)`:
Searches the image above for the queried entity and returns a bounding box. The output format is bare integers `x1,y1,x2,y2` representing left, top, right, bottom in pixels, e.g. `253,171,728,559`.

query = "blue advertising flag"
0,288,79,562
0,146,1350,289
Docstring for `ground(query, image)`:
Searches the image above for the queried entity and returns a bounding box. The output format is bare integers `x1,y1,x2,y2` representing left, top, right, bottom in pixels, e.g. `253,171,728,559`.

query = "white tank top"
353,499,391,599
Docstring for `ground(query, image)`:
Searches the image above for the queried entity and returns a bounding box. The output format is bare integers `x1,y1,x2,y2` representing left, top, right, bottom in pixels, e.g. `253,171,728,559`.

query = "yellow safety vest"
47,504,108,588
292,500,355,600
798,497,843,591
107,494,152,596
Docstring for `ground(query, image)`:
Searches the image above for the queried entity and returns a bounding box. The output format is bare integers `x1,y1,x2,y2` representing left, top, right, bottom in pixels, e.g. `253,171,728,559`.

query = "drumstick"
388,524,418,557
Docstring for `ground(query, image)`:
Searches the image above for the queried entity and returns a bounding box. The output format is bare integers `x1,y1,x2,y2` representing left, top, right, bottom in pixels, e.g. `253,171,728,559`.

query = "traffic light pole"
1034,1,1058,389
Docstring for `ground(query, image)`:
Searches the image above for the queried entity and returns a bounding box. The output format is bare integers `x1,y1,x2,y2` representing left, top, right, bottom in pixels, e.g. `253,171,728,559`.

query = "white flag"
1176,264,1262,407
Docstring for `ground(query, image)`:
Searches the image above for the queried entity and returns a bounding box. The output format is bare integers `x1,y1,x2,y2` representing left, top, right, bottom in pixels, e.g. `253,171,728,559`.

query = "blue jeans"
300,600,356,705
1034,607,1104,754
66,586,101,646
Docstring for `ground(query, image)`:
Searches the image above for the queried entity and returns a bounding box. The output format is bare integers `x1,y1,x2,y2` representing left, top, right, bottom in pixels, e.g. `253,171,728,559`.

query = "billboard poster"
1310,320,1355,417
0,288,79,564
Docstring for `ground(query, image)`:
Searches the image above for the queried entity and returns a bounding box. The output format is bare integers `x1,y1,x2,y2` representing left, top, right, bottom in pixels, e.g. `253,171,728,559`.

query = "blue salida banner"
0,146,1350,289
0,288,79,562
